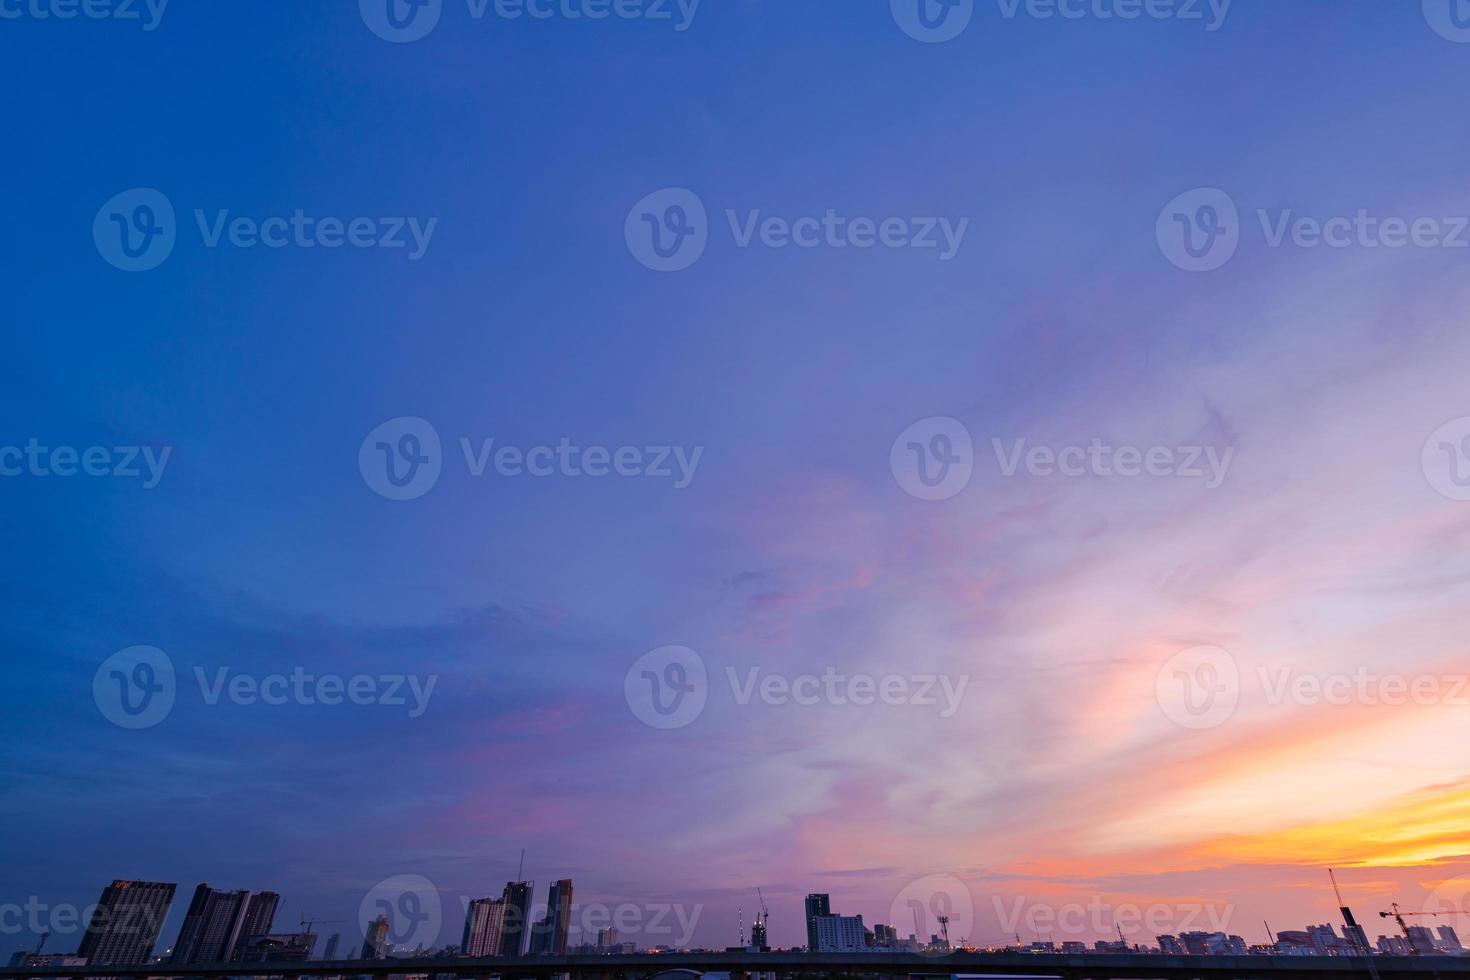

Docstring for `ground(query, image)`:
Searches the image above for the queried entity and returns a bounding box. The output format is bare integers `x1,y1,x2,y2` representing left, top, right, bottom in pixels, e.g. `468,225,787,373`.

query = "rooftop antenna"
517,849,526,882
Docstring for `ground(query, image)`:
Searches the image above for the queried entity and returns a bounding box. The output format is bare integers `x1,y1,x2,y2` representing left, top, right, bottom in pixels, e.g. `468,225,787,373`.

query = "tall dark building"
498,882,534,957
533,880,573,955
323,934,341,961
361,915,389,959
804,894,831,952
172,884,251,964
77,880,177,966
463,899,506,957
240,892,280,941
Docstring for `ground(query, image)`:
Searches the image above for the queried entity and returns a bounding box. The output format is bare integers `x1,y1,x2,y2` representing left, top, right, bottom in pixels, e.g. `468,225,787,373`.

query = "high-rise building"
812,914,866,953
498,882,534,957
462,898,507,957
361,915,389,959
77,880,177,967
804,895,831,952
1406,925,1437,954
750,919,768,951
534,880,573,955
1157,934,1185,955
595,928,618,953
233,933,316,963
323,934,341,961
240,892,280,942
1439,925,1463,952
172,885,252,964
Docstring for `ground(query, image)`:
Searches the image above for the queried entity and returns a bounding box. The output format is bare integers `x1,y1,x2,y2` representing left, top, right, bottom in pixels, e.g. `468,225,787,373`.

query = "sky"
8,0,1470,960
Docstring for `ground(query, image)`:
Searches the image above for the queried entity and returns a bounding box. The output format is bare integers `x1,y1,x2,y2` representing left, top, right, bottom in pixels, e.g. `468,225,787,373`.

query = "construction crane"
753,889,770,949
1328,869,1372,955
1379,902,1463,954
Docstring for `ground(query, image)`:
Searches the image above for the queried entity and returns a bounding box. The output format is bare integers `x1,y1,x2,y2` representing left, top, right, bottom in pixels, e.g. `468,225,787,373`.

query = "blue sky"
8,0,1470,958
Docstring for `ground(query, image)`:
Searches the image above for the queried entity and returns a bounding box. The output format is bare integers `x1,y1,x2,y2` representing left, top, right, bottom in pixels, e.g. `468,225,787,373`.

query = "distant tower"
171,884,252,963
463,899,507,957
804,895,831,952
78,880,177,967
240,892,280,941
361,915,389,959
323,934,341,961
498,881,534,956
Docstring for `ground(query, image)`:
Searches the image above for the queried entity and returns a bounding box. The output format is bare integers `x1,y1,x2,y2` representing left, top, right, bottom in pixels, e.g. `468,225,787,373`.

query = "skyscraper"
804,895,831,952
77,880,177,966
361,915,389,959
462,898,506,957
534,880,573,956
499,882,534,957
171,885,252,964
240,892,280,942
323,934,341,961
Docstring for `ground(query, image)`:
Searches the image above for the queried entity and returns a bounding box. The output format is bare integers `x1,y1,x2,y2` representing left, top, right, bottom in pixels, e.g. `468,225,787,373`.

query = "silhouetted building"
361,915,389,959
1439,925,1463,952
77,880,177,966
533,880,573,955
172,885,251,964
323,934,341,961
1406,925,1437,954
596,928,618,953
462,898,506,957
234,933,315,963
812,914,867,953
1157,934,1185,955
804,895,831,952
499,882,534,957
240,892,280,942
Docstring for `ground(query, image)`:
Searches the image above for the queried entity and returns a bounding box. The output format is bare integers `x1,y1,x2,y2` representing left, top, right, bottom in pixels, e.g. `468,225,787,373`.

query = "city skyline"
9,1,1470,970
11,868,1470,964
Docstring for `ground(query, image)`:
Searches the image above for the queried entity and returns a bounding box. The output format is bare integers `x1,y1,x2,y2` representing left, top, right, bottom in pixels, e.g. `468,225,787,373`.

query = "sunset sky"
6,0,1470,958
